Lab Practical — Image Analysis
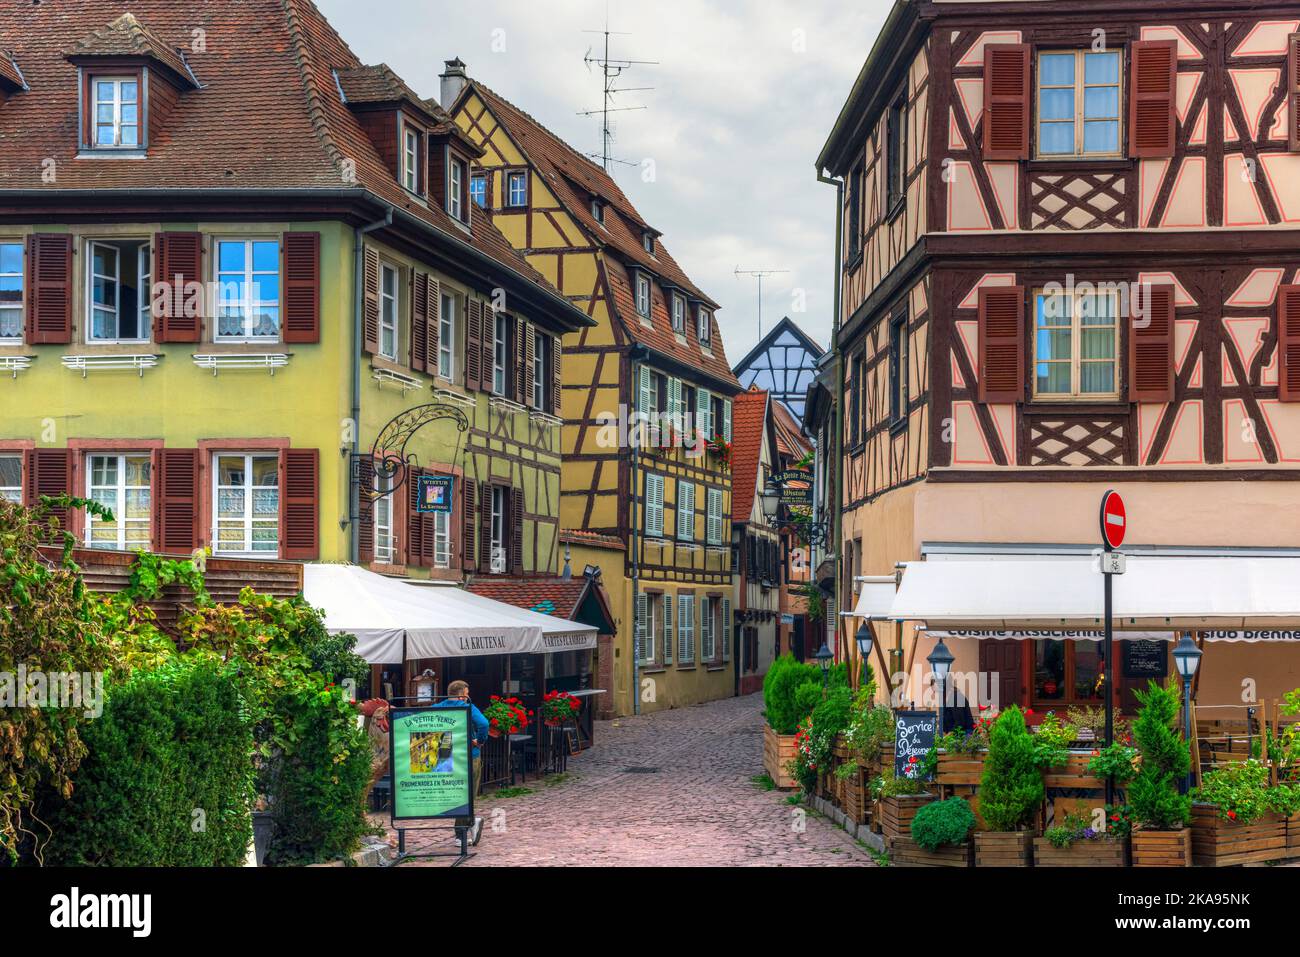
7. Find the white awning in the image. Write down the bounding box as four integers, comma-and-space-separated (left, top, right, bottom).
302, 564, 597, 663
846, 575, 898, 620
889, 555, 1300, 634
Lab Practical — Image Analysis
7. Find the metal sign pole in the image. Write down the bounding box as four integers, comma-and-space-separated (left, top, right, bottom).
1104, 563, 1114, 809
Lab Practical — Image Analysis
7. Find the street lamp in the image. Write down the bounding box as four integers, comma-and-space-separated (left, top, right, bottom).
1172, 634, 1203, 790
927, 638, 955, 735
814, 641, 833, 691
854, 622, 874, 660
759, 483, 781, 522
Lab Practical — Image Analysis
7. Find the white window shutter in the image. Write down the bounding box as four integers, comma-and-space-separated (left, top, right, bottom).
646, 474, 664, 536
706, 487, 722, 544
722, 597, 732, 661
668, 377, 681, 433
663, 593, 672, 665
635, 591, 648, 663
639, 366, 653, 418
677, 595, 690, 663
698, 387, 712, 437
723, 398, 732, 443
677, 480, 694, 540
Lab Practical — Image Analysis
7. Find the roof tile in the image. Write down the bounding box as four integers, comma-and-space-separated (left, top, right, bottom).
730, 386, 770, 522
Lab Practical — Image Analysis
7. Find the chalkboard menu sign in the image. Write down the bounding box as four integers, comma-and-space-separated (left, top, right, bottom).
893, 710, 937, 779
1123, 639, 1169, 679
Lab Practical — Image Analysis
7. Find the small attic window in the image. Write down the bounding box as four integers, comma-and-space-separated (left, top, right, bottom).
91, 76, 140, 148
591, 199, 605, 225
643, 232, 655, 255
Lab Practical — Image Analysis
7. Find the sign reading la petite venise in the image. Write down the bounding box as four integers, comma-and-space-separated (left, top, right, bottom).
390, 706, 473, 822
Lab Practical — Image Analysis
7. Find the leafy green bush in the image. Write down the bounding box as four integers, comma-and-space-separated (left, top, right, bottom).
1087, 742, 1139, 784
762, 654, 822, 734
810, 684, 853, 740
910, 797, 975, 851
1190, 759, 1293, 824
1128, 679, 1191, 830
979, 705, 1044, 832
43, 657, 254, 866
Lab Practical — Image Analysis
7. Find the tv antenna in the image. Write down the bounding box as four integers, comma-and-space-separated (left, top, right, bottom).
580, 13, 656, 171
735, 267, 789, 340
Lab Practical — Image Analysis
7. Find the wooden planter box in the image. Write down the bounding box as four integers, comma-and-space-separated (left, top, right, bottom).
1033, 836, 1128, 867
975, 830, 1033, 866
1042, 752, 1107, 791
1190, 805, 1286, 867
842, 769, 871, 825
1131, 827, 1191, 867
935, 750, 986, 787
888, 837, 972, 867
1286, 812, 1300, 860
879, 793, 935, 841
763, 724, 798, 790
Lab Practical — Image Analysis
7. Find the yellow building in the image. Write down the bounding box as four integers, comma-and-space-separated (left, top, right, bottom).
447, 63, 743, 714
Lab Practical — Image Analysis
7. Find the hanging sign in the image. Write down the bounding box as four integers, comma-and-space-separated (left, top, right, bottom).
389, 705, 474, 822
773, 468, 813, 508
416, 474, 455, 513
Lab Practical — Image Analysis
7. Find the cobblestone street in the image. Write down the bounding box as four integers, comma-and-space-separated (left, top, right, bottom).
389, 693, 877, 866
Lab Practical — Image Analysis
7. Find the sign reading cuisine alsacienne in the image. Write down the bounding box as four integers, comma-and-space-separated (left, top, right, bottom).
389, 705, 473, 822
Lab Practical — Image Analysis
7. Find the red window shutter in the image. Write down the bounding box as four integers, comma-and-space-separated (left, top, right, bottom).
356, 456, 375, 563
26, 234, 73, 345
25, 448, 72, 535
410, 273, 428, 373
552, 334, 563, 416
1129, 284, 1176, 402
1289, 35, 1300, 153
426, 276, 441, 373
509, 487, 524, 574
1277, 285, 1300, 402
362, 246, 381, 354
982, 44, 1031, 160
479, 483, 494, 571
282, 231, 320, 343
461, 478, 477, 571
279, 448, 319, 560
155, 232, 203, 343
152, 449, 199, 553
406, 467, 425, 566
977, 286, 1025, 402
1129, 41, 1177, 158
465, 299, 483, 390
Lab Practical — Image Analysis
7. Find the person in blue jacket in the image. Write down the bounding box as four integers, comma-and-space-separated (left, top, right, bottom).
435, 679, 490, 846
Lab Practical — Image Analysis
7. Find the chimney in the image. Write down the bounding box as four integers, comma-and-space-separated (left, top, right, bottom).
440, 58, 467, 110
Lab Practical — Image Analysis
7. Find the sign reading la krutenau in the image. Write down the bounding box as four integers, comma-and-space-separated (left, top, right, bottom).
416, 474, 455, 514
389, 705, 473, 822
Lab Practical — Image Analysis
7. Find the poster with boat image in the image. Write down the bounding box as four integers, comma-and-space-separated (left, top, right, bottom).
389, 705, 473, 821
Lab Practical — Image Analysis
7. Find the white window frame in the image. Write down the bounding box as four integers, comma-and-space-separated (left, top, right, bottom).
1032, 286, 1121, 400
374, 472, 395, 563
492, 312, 509, 397
643, 232, 655, 255
698, 306, 712, 344
379, 263, 399, 360
592, 199, 605, 224
0, 241, 24, 344
533, 332, 548, 410
671, 294, 685, 333
469, 172, 487, 208
448, 159, 465, 221
676, 480, 695, 541
636, 273, 651, 319
92, 76, 139, 149
507, 171, 528, 207
433, 510, 451, 568
87, 239, 151, 344
85, 453, 152, 551
490, 485, 506, 573
1035, 49, 1123, 160
0, 453, 20, 503
402, 126, 420, 193
212, 452, 279, 557
701, 597, 716, 661
644, 594, 658, 663
438, 291, 457, 380
215, 239, 281, 342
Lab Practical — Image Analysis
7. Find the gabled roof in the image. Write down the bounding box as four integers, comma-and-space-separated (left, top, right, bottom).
731, 386, 772, 523
463, 78, 739, 390
733, 316, 824, 375
733, 316, 825, 423
467, 573, 617, 635
64, 12, 198, 88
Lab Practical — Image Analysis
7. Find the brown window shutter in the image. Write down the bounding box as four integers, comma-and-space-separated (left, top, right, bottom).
406, 467, 425, 565
279, 448, 319, 560
356, 456, 375, 563
1277, 285, 1300, 401
510, 487, 524, 574
515, 317, 528, 404
479, 483, 494, 571
482, 306, 498, 394
982, 44, 1030, 160
1129, 284, 1176, 402
410, 272, 428, 373
152, 448, 199, 553
429, 143, 447, 209
464, 299, 483, 390
25, 448, 72, 535
155, 232, 203, 343
1289, 35, 1300, 152
523, 322, 537, 408
362, 246, 381, 354
282, 231, 320, 343
552, 334, 563, 416
977, 286, 1025, 402
461, 477, 477, 571
426, 276, 441, 372
26, 234, 73, 345
1129, 41, 1177, 158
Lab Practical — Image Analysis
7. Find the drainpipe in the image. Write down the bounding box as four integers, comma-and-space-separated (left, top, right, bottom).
817, 169, 844, 664
628, 343, 649, 715
350, 207, 394, 564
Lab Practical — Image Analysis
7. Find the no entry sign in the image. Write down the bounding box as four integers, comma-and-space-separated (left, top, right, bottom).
1100, 489, 1126, 551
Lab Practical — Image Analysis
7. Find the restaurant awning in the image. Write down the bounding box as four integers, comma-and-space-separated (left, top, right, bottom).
887, 554, 1300, 634
302, 564, 598, 664
848, 575, 899, 620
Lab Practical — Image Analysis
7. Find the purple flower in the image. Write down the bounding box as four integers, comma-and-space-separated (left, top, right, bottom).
1082, 828, 1097, 840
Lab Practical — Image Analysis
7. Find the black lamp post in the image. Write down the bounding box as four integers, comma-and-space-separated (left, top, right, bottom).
854, 622, 874, 660
927, 638, 955, 736
814, 641, 833, 692
1172, 634, 1203, 791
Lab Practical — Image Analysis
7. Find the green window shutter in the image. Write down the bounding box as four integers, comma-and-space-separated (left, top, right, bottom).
706, 487, 723, 544
645, 473, 664, 536
677, 480, 694, 540
697, 387, 712, 438
663, 593, 673, 665
723, 398, 732, 443
639, 365, 653, 417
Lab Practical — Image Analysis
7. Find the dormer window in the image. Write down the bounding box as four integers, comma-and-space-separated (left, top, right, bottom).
592, 200, 605, 225
402, 126, 420, 193
635, 273, 651, 319
697, 306, 712, 346
671, 293, 686, 334
643, 232, 655, 255
93, 77, 140, 148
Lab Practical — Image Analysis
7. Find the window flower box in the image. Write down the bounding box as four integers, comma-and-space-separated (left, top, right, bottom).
1190, 805, 1287, 867
763, 724, 798, 789
1131, 826, 1191, 867
1033, 835, 1128, 867
974, 830, 1033, 867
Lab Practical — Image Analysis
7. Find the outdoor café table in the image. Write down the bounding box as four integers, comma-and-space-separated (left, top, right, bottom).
508, 734, 531, 786
564, 689, 605, 749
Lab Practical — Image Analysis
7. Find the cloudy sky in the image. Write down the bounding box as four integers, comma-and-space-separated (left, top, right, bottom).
317, 0, 887, 363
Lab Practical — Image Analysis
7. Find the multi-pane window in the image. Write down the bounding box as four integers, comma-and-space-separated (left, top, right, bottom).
507, 171, 527, 207
469, 173, 487, 208
433, 510, 451, 568
1037, 50, 1122, 158
489, 485, 506, 573
697, 307, 712, 345
492, 313, 509, 396
214, 453, 279, 555
0, 242, 23, 342
592, 200, 605, 224
438, 291, 456, 379
886, 95, 906, 209
1033, 287, 1120, 398
701, 597, 716, 661
643, 594, 658, 663
86, 453, 151, 550
216, 240, 280, 340
1034, 639, 1105, 704
671, 294, 685, 334
890, 312, 909, 423
88, 240, 150, 342
93, 77, 139, 148
374, 473, 395, 564
0, 454, 19, 503
379, 264, 399, 359
533, 333, 549, 411
643, 232, 655, 255
448, 159, 465, 221
635, 274, 651, 319
402, 127, 420, 192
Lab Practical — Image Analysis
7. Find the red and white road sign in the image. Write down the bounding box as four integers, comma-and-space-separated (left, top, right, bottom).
1100, 490, 1126, 550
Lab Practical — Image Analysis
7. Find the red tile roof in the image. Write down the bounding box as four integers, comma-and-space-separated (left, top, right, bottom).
731, 386, 771, 523
0, 0, 570, 313
771, 396, 811, 459
467, 578, 591, 618
558, 529, 625, 551
0, 50, 26, 91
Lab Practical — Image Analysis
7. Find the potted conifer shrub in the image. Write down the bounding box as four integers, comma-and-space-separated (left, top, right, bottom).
1128, 679, 1193, 866
975, 705, 1042, 866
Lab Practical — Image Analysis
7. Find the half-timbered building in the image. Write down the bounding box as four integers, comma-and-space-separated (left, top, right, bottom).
448, 64, 742, 715
821, 0, 1300, 712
